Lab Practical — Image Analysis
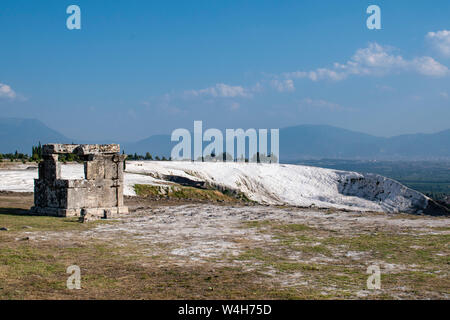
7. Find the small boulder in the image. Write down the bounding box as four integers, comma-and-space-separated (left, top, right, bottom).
79, 209, 99, 223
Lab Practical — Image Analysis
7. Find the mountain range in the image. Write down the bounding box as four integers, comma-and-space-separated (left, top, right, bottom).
1, 117, 449, 161
0, 118, 69, 155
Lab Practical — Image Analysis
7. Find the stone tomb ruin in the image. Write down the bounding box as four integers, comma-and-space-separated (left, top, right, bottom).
31, 144, 128, 221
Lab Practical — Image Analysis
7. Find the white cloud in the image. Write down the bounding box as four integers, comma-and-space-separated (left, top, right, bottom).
185, 83, 252, 98
440, 92, 448, 99
165, 39, 449, 104
270, 79, 295, 92
427, 30, 450, 57
283, 43, 448, 81
0, 83, 17, 99
251, 82, 264, 93
411, 56, 449, 76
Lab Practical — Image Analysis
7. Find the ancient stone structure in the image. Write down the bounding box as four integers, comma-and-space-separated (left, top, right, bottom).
31, 144, 128, 220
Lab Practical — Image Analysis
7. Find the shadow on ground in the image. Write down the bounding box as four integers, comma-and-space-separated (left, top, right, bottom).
0, 207, 32, 216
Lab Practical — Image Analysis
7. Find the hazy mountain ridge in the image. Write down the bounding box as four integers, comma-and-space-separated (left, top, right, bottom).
280, 125, 450, 160
0, 118, 70, 154
0, 118, 449, 160
122, 134, 173, 157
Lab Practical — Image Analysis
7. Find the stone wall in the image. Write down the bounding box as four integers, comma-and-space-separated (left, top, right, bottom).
31, 144, 128, 220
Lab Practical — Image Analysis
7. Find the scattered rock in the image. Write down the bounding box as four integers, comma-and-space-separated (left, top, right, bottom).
79, 209, 96, 223
79, 208, 105, 222
22, 226, 32, 229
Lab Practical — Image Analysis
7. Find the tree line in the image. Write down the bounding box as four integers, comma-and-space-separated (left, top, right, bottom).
0, 142, 45, 162
125, 152, 170, 161
1, 144, 276, 164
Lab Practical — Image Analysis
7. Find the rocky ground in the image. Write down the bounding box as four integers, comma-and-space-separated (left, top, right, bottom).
0, 192, 448, 299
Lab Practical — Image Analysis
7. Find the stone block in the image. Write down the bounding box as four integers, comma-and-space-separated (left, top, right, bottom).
43, 144, 120, 156
32, 143, 128, 220
85, 160, 105, 180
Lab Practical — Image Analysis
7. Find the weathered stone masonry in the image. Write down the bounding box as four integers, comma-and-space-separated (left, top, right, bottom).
31, 144, 128, 219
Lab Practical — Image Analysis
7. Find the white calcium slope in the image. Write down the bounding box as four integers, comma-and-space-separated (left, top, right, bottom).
0, 165, 161, 197
0, 161, 431, 213
125, 161, 431, 213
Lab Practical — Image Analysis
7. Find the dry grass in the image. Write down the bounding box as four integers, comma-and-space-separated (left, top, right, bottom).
235, 219, 449, 299
134, 184, 253, 203
0, 193, 296, 299
0, 192, 448, 299
0, 237, 306, 299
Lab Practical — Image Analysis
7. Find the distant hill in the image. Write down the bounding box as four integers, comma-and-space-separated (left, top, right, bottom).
124, 125, 450, 161
1, 118, 449, 160
382, 129, 450, 159
0, 118, 70, 154
280, 125, 383, 160
122, 135, 173, 157
280, 125, 450, 161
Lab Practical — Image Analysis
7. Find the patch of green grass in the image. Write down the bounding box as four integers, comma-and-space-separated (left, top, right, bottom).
322, 233, 450, 266
242, 220, 312, 233
133, 184, 160, 196
242, 220, 449, 269
0, 246, 63, 278
134, 184, 242, 202
278, 224, 311, 232
237, 248, 272, 262
0, 234, 325, 299
275, 262, 322, 272
238, 218, 449, 298
300, 245, 331, 255
236, 248, 322, 273
242, 220, 322, 253
0, 214, 116, 233
432, 226, 450, 231
242, 220, 275, 229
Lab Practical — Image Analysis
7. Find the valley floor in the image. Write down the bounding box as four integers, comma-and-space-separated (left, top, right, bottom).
0, 192, 448, 299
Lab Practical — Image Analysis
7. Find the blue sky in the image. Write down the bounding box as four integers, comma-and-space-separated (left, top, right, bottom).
0, 0, 449, 141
